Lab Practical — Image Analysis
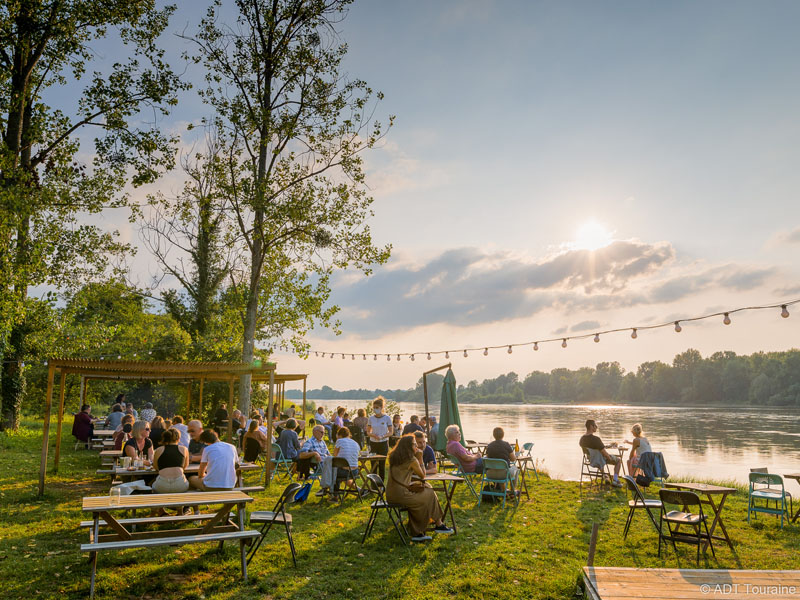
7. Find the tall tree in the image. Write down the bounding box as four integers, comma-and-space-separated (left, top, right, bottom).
188, 0, 392, 415
0, 1, 185, 429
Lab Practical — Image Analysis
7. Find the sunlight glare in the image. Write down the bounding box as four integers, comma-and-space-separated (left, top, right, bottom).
574, 221, 613, 251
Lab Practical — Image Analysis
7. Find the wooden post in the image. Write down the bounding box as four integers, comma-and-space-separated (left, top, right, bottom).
186, 381, 192, 417
79, 375, 86, 405
53, 370, 67, 472
198, 377, 205, 417
587, 522, 599, 567
302, 377, 307, 428
265, 369, 275, 488
423, 374, 429, 437
38, 365, 56, 496
227, 378, 234, 443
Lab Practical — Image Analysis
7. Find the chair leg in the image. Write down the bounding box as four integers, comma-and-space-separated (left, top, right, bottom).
361, 508, 378, 544
284, 519, 297, 567
89, 551, 98, 599
623, 507, 634, 539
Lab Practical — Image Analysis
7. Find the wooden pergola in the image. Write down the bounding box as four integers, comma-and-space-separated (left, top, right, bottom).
37, 358, 307, 495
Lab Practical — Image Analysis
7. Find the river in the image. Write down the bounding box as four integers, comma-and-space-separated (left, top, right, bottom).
295, 399, 800, 485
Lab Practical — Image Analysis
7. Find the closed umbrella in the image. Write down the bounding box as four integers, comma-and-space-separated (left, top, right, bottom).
435, 369, 463, 452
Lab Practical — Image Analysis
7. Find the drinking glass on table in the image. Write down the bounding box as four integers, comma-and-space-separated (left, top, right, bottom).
109, 486, 121, 505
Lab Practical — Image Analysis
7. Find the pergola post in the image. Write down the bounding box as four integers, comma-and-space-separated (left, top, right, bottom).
302, 377, 307, 428
38, 365, 56, 496
186, 381, 192, 416
198, 377, 205, 416
53, 370, 67, 472
265, 369, 275, 487
227, 378, 234, 443
79, 375, 86, 405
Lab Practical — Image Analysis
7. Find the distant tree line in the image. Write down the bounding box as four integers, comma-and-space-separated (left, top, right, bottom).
287, 348, 800, 407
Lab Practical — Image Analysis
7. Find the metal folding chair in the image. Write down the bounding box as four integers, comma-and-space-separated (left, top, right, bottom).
622, 475, 662, 539
360, 473, 409, 546
658, 488, 715, 564
247, 482, 301, 566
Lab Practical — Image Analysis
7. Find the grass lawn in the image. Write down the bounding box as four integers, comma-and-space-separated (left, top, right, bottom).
1, 420, 799, 600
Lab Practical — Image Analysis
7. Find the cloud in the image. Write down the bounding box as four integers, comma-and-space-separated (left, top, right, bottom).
571, 320, 601, 332
767, 227, 800, 247
331, 240, 676, 335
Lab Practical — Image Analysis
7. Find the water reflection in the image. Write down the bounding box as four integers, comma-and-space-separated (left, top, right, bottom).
313, 399, 800, 484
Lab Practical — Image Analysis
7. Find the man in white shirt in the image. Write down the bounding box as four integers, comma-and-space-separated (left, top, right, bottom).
189, 430, 239, 491
172, 415, 190, 448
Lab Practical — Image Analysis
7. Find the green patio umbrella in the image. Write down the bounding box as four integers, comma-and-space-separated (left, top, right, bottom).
435, 368, 463, 452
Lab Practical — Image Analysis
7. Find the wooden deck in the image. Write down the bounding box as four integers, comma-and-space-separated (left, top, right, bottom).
583, 567, 800, 600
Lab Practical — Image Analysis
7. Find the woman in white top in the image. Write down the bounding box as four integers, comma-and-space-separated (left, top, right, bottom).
366, 396, 392, 481
625, 423, 652, 476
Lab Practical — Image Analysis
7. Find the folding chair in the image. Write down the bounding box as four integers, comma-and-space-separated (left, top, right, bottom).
247, 482, 301, 566
748, 472, 791, 528
658, 488, 715, 564
479, 458, 519, 508
521, 442, 539, 481
270, 443, 294, 482
360, 473, 409, 546
622, 475, 662, 539
331, 457, 363, 503
447, 453, 482, 500
580, 447, 611, 494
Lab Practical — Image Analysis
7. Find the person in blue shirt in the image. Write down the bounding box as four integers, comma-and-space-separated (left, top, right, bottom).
413, 430, 437, 474
402, 414, 424, 436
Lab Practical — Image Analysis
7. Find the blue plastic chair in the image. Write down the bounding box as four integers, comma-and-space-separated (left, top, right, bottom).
479, 458, 519, 508
447, 453, 482, 500
748, 472, 791, 528
521, 442, 539, 481
271, 443, 294, 482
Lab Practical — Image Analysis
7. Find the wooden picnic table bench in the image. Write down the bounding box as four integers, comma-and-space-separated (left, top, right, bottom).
81, 491, 259, 598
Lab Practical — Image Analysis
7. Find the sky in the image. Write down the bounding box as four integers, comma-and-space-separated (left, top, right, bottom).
77, 1, 800, 390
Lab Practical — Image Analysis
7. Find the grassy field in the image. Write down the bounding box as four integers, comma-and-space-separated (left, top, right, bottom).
1, 420, 799, 600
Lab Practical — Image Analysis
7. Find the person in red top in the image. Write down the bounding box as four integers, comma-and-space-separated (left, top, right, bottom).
71, 404, 94, 446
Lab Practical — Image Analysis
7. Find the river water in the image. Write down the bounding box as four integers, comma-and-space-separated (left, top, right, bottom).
302, 399, 800, 485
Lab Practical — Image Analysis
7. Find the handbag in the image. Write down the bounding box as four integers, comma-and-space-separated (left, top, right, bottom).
635, 473, 652, 487
292, 482, 312, 503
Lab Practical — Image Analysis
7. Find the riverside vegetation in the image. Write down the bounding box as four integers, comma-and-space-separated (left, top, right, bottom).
2, 420, 799, 599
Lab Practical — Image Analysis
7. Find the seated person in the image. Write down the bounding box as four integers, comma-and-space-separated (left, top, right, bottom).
151, 427, 189, 493
298, 425, 331, 484
428, 416, 439, 447
242, 420, 270, 462
149, 415, 166, 449
624, 422, 652, 475
139, 402, 157, 424
579, 419, 622, 487
391, 414, 403, 437
333, 407, 345, 428
113, 415, 134, 450
187, 420, 206, 463
172, 415, 190, 447
402, 414, 424, 435
386, 435, 453, 542
314, 406, 333, 437
213, 403, 229, 433
189, 430, 239, 491
277, 418, 301, 463
332, 426, 361, 497
104, 403, 125, 430
71, 404, 94, 445
413, 430, 437, 474
123, 421, 154, 465
485, 426, 519, 482
445, 424, 483, 473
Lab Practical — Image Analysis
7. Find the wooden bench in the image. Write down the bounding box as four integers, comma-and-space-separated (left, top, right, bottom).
81, 529, 260, 553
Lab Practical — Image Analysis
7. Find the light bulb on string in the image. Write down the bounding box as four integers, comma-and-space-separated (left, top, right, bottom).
396, 354, 400, 361
351, 354, 355, 360
507, 345, 513, 354
373, 354, 377, 361
594, 334, 600, 343
411, 354, 415, 361
445, 351, 449, 359
561, 339, 567, 348
533, 342, 538, 351
386, 355, 390, 362
781, 305, 790, 318
427, 353, 431, 360
315, 352, 319, 357
148, 351, 152, 355
483, 348, 489, 356
341, 353, 345, 360
631, 329, 637, 339
363, 354, 366, 360
117, 355, 121, 359
723, 313, 731, 325
463, 350, 468, 358
330, 353, 334, 359
674, 321, 682, 333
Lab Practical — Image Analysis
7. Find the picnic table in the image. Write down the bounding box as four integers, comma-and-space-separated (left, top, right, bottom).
783, 473, 800, 522
515, 455, 535, 499
664, 482, 737, 551
81, 491, 260, 598
425, 472, 465, 533
92, 429, 115, 438
98, 449, 123, 466
98, 462, 261, 485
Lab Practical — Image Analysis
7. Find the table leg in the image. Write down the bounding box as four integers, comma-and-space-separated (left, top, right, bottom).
238, 501, 248, 581
517, 461, 530, 500
442, 481, 458, 534
704, 493, 734, 551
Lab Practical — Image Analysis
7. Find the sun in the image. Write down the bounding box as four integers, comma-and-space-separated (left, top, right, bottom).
574, 221, 613, 251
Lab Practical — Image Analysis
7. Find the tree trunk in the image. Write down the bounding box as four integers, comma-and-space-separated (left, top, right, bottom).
0, 322, 26, 431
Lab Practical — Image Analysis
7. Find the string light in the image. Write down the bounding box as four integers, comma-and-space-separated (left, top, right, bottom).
631, 328, 637, 339
427, 353, 431, 360
411, 354, 415, 361
374, 354, 377, 360
363, 354, 366, 360
723, 313, 731, 325
782, 305, 790, 318
483, 348, 488, 356
674, 321, 682, 333
593, 334, 600, 343
351, 354, 355, 360
507, 345, 513, 354
463, 350, 468, 358
386, 354, 390, 361
561, 339, 567, 348
533, 342, 539, 351
396, 354, 400, 361
445, 351, 449, 359
341, 353, 345, 359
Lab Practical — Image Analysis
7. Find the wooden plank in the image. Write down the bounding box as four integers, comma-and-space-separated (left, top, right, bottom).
53, 370, 67, 471
97, 524, 238, 543
201, 503, 235, 534
79, 513, 220, 527
83, 491, 252, 511
80, 529, 260, 552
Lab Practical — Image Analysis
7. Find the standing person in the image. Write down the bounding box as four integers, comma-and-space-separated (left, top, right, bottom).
139, 402, 156, 424
285, 404, 296, 418
172, 415, 190, 448
105, 403, 125, 430
428, 416, 439, 447
189, 430, 239, 491
149, 415, 166, 449
71, 404, 94, 446
151, 428, 190, 493
625, 423, 653, 476
385, 435, 453, 542
402, 415, 424, 435
123, 421, 154, 465
366, 397, 392, 481
579, 419, 622, 487
413, 430, 437, 474
187, 420, 206, 463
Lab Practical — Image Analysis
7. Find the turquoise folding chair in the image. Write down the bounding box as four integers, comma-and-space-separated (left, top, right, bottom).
479, 458, 519, 508
271, 443, 295, 482
748, 472, 791, 528
447, 453, 481, 500
521, 442, 539, 481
